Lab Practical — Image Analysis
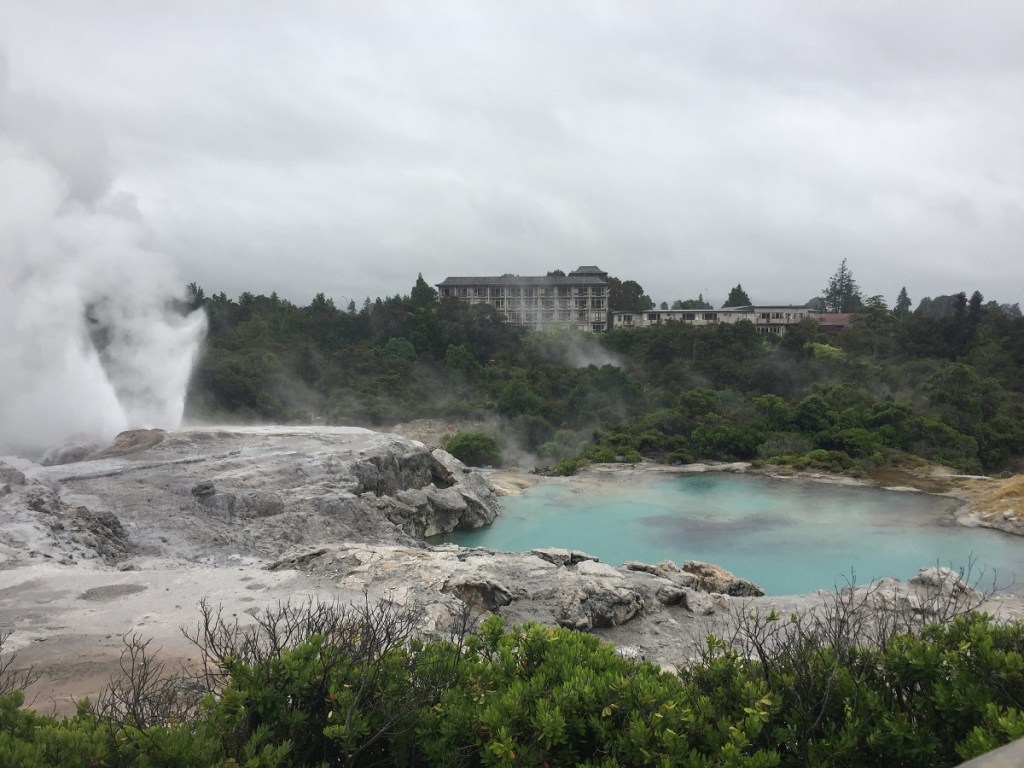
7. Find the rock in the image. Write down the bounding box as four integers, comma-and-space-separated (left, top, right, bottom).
191, 481, 216, 498
574, 560, 623, 579
681, 589, 732, 616
683, 560, 764, 597
555, 580, 644, 630
89, 429, 166, 459
531, 548, 599, 567
2, 427, 501, 565
40, 444, 99, 466
441, 575, 513, 611
655, 585, 688, 606
0, 462, 26, 486
239, 492, 286, 518
910, 566, 974, 596
625, 560, 700, 589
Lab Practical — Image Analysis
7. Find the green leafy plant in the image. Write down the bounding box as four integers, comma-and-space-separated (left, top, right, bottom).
443, 431, 503, 467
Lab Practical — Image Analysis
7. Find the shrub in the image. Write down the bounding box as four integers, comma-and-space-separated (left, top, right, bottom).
443, 431, 502, 467
2, 591, 1024, 766
550, 457, 586, 476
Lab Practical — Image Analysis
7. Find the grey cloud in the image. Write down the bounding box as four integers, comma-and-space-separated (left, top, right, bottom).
0, 2, 1021, 308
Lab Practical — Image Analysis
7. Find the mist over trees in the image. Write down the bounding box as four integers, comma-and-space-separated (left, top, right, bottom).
183, 271, 1024, 477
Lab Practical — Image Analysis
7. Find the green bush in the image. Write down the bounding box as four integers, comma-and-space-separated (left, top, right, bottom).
2, 603, 1024, 767
550, 456, 586, 476
443, 431, 502, 467
792, 448, 858, 473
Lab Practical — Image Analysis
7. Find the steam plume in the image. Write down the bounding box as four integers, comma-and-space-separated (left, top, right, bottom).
0, 57, 206, 455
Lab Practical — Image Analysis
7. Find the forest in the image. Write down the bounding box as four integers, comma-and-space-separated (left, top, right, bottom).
183, 270, 1024, 477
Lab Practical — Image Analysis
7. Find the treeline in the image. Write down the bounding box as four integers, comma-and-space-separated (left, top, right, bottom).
183, 276, 1024, 475
3, 595, 1024, 766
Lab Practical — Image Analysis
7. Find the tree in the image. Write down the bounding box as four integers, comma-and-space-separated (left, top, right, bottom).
722, 284, 752, 308
672, 294, 713, 310
822, 259, 862, 313
410, 273, 438, 308
383, 337, 417, 362
309, 292, 335, 313
894, 287, 911, 321
546, 269, 566, 277
606, 277, 654, 313
659, 301, 668, 310
851, 296, 898, 358
185, 282, 206, 310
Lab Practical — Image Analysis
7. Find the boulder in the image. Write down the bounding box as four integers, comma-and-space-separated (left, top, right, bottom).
910, 566, 975, 597
683, 560, 764, 597
442, 575, 513, 611
555, 580, 644, 630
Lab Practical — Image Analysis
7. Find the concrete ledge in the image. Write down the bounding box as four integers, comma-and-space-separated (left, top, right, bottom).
958, 738, 1024, 767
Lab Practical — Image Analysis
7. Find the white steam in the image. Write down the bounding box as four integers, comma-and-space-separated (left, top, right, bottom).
0, 59, 206, 454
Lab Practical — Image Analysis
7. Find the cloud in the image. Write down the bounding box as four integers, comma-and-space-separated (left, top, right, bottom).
0, 59, 205, 454
0, 2, 1020, 308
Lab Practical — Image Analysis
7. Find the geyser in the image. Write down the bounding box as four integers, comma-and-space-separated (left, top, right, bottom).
0, 56, 206, 455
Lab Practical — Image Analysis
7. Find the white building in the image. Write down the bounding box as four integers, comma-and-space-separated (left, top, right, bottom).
611, 305, 819, 335
437, 266, 609, 332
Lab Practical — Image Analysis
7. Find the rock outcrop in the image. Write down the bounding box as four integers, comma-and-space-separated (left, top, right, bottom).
268, 542, 765, 637
0, 427, 500, 566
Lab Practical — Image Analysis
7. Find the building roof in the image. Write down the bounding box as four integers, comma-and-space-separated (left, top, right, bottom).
569, 266, 608, 277
437, 272, 607, 287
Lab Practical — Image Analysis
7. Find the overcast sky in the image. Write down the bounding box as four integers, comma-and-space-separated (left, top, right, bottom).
1, 1, 1021, 309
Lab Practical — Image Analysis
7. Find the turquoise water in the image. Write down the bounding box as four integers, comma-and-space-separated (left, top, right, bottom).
436, 473, 1024, 595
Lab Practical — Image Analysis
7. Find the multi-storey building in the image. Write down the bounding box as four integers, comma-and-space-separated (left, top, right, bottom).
612, 305, 819, 335
437, 266, 609, 332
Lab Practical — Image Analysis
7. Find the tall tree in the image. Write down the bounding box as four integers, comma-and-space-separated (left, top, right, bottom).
722, 284, 752, 308
894, 287, 912, 321
410, 273, 438, 308
822, 259, 863, 313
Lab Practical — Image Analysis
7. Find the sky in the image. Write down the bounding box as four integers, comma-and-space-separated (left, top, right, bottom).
1, 1, 1022, 310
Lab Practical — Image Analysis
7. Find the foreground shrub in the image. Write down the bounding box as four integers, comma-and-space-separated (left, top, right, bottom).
1, 591, 1023, 766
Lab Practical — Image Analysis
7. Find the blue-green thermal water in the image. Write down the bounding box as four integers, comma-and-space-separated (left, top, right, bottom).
435, 473, 1024, 595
